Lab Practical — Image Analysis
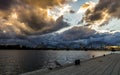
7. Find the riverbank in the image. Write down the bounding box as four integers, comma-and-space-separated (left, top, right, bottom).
0, 44, 117, 51
20, 53, 120, 75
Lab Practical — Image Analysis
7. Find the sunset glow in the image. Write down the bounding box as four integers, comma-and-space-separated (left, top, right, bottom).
0, 0, 119, 48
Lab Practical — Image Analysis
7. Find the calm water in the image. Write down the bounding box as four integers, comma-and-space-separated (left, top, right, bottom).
0, 50, 113, 75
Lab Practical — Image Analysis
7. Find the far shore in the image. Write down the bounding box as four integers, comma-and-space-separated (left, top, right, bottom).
0, 44, 119, 51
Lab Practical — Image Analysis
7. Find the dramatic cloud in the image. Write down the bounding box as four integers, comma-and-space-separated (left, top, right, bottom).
77, 1, 96, 14
0, 0, 76, 35
82, 0, 120, 27
0, 0, 120, 48
23, 0, 75, 8
0, 0, 15, 10
0, 25, 120, 48
60, 26, 96, 41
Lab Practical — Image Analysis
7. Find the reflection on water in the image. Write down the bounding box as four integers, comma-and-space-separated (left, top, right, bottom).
0, 50, 112, 75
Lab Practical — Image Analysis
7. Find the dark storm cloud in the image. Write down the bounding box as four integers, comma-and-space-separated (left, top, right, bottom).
83, 0, 120, 26
0, 25, 120, 48
60, 26, 96, 41
17, 7, 69, 35
0, 0, 71, 35
0, 0, 15, 10
25, 26, 120, 48
94, 0, 119, 13
22, 0, 67, 8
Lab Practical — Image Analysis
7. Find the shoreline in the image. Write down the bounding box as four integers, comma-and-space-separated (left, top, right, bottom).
20, 53, 111, 75
0, 45, 118, 51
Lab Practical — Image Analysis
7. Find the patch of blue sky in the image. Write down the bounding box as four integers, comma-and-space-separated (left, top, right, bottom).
99, 18, 120, 31
63, 0, 99, 25
64, 0, 120, 31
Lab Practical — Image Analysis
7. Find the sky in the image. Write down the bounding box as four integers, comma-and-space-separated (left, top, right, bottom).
0, 0, 120, 48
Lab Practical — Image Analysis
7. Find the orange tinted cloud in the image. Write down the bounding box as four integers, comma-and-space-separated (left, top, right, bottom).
0, 0, 75, 35
82, 0, 120, 27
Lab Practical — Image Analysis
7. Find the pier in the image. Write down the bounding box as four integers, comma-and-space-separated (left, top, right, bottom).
21, 54, 120, 75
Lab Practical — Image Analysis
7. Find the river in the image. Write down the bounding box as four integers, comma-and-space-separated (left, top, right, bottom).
0, 50, 114, 75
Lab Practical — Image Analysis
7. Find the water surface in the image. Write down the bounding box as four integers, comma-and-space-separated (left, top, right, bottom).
0, 50, 112, 75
